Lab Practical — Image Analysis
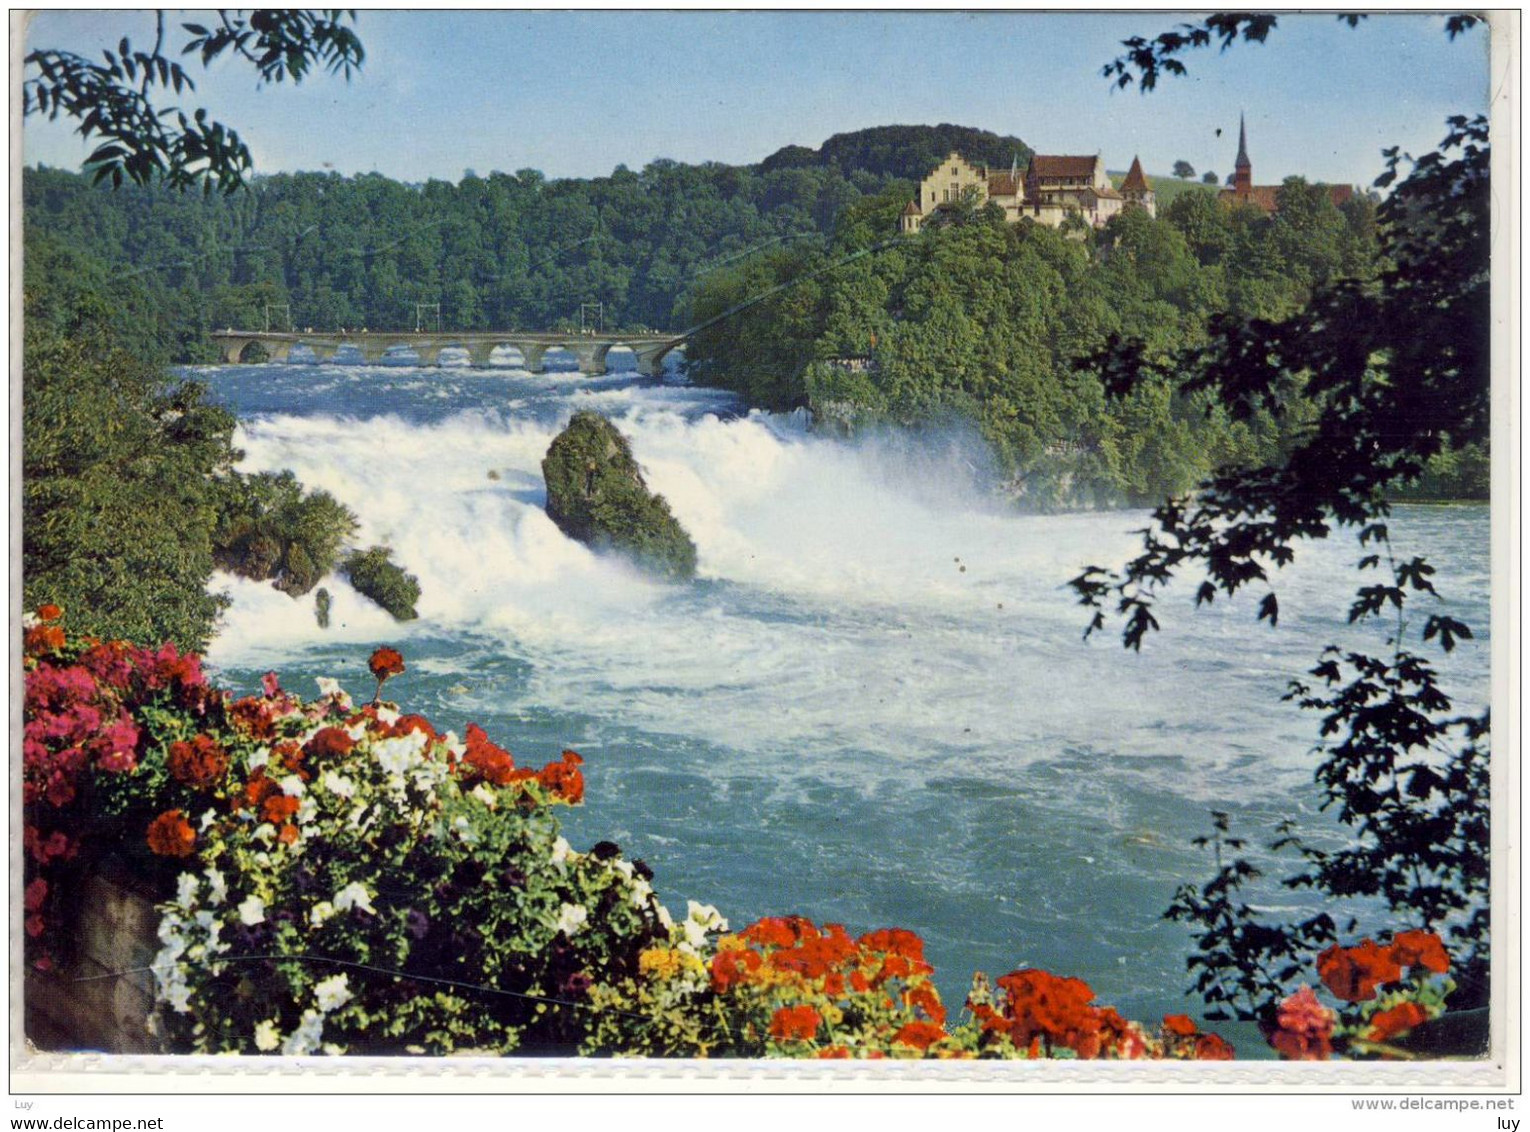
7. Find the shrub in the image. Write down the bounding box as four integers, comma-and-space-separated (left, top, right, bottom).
212, 471, 358, 597
341, 546, 421, 621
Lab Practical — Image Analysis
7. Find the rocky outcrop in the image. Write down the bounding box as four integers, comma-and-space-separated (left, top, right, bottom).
542, 411, 697, 581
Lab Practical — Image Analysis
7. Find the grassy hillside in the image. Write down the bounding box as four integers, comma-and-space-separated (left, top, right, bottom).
1108, 170, 1221, 208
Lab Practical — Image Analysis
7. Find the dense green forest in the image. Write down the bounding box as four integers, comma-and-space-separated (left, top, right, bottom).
685, 177, 1411, 507
24, 121, 1485, 508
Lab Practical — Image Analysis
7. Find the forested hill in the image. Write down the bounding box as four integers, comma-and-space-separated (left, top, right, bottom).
760, 124, 1032, 179
22, 123, 1033, 360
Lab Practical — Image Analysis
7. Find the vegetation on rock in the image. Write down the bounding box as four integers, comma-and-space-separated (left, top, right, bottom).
542, 411, 698, 581
341, 545, 421, 621
212, 470, 357, 597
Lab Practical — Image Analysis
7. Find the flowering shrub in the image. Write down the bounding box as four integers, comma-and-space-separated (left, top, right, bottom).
1265, 931, 1455, 1060
24, 610, 1460, 1061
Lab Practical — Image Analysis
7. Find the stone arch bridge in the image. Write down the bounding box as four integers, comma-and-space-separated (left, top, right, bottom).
210, 330, 686, 376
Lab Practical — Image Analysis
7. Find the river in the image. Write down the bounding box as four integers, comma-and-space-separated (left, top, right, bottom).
189, 356, 1492, 1049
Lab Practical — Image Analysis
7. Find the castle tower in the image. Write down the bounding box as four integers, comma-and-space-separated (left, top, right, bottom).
1120, 155, 1156, 218
1233, 112, 1252, 195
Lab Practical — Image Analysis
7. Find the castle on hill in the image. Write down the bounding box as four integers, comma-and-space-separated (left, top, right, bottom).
899, 151, 1156, 234
1219, 113, 1355, 214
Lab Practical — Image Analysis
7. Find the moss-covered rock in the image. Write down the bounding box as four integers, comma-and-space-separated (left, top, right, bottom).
542, 411, 697, 582
342, 545, 421, 621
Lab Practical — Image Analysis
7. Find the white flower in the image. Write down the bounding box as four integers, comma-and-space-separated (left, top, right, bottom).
163, 981, 192, 1013
555, 903, 588, 937
550, 837, 573, 866
315, 677, 350, 708
237, 895, 266, 926
204, 867, 227, 906
278, 774, 305, 797
297, 797, 319, 824
193, 911, 225, 954
469, 783, 498, 808
451, 815, 480, 846
321, 771, 356, 799
280, 1009, 325, 1056
309, 901, 335, 927
176, 873, 200, 909
374, 732, 427, 776
629, 877, 654, 910
313, 973, 352, 1013
199, 808, 219, 831
682, 901, 727, 950
656, 904, 675, 931
374, 704, 400, 726
333, 881, 375, 915
247, 747, 270, 771
254, 1019, 281, 1052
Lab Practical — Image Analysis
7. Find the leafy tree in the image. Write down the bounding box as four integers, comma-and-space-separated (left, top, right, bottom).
1173, 159, 1196, 179
1201, 171, 1218, 185
24, 10, 363, 192
1085, 14, 1492, 1033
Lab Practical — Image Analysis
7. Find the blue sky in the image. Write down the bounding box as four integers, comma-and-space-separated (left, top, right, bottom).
23, 10, 1492, 188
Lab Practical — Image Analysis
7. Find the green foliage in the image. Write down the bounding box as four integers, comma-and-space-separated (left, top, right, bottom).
212, 470, 358, 596
1173, 160, 1196, 179
342, 546, 422, 621
763, 123, 1032, 181
541, 412, 698, 581
23, 302, 236, 652
24, 10, 363, 193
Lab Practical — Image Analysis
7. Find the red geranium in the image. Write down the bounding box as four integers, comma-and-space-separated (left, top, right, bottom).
1389, 930, 1450, 976
1269, 985, 1335, 1061
303, 726, 355, 765
537, 749, 585, 804
1317, 938, 1404, 1002
146, 810, 196, 858
1368, 1001, 1430, 1043
709, 946, 763, 993
368, 647, 406, 680
166, 734, 229, 790
768, 1004, 821, 1042
1163, 1014, 1198, 1037
893, 1021, 947, 1051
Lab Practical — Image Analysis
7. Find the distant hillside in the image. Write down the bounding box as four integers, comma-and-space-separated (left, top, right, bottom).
1109, 170, 1221, 208
760, 124, 1032, 181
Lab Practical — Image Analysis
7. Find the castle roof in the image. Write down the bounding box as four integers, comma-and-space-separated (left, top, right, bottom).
986, 171, 1021, 197
1090, 185, 1125, 201
1028, 155, 1100, 179
1121, 156, 1152, 192
902, 199, 921, 215
1221, 182, 1356, 215
1235, 112, 1251, 170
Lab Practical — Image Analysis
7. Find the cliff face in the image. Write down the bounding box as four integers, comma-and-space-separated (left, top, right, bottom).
542, 411, 698, 582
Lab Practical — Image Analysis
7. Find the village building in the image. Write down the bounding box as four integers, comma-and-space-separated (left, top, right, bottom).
900, 150, 1153, 234
1220, 113, 1354, 214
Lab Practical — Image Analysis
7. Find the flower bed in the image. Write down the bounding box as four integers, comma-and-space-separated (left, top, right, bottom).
22, 607, 1462, 1059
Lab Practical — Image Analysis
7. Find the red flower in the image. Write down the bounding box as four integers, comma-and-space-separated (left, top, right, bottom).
743, 915, 813, 950
709, 946, 763, 993
1163, 1014, 1198, 1037
146, 810, 196, 858
1193, 1032, 1235, 1060
994, 969, 1102, 1055
389, 714, 439, 742
858, 927, 926, 964
36, 604, 62, 622
303, 726, 356, 765
228, 696, 278, 740
1269, 985, 1335, 1061
892, 1021, 946, 1051
816, 1046, 852, 1059
1368, 1001, 1430, 1043
25, 624, 67, 656
460, 723, 518, 787
24, 878, 48, 912
768, 1004, 821, 1042
1318, 939, 1404, 1002
369, 647, 406, 681
1389, 930, 1450, 976
261, 794, 300, 825
276, 823, 300, 847
905, 981, 947, 1026
166, 734, 229, 790
537, 750, 585, 804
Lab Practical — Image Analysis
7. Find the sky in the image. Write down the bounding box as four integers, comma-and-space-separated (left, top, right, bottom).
22, 10, 1495, 189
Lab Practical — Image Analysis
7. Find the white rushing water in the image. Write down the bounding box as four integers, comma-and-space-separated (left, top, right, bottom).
196, 361, 1493, 1034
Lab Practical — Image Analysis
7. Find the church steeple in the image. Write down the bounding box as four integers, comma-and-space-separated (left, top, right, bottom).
1233, 112, 1252, 194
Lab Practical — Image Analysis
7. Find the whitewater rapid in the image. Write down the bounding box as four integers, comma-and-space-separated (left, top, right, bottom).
195, 361, 1492, 1029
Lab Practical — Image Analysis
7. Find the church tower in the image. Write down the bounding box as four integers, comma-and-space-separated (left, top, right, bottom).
1233, 112, 1252, 195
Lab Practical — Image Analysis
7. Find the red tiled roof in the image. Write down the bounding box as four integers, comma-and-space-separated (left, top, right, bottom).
986, 172, 1021, 196
1221, 183, 1357, 214
1028, 155, 1099, 179
1220, 185, 1281, 214
1121, 156, 1152, 193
